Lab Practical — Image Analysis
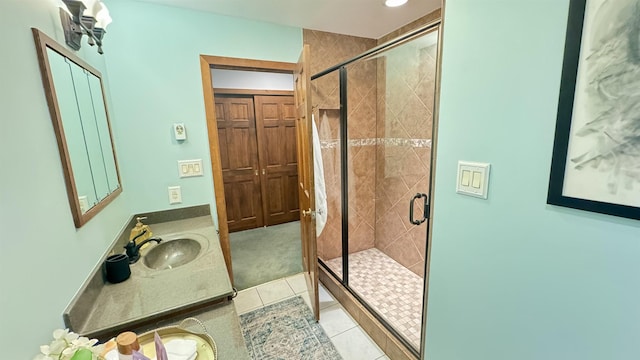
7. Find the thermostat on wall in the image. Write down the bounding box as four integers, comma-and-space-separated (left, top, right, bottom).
456, 161, 490, 199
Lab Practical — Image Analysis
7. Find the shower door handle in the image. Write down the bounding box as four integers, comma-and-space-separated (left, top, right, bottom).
409, 193, 429, 225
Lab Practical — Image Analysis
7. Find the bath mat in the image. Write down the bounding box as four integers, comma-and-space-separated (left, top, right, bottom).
239, 296, 343, 360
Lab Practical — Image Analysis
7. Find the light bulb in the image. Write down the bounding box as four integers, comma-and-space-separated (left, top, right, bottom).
385, 0, 408, 7
95, 2, 112, 29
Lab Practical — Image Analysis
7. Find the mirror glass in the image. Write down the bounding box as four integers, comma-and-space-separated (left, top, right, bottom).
33, 28, 121, 227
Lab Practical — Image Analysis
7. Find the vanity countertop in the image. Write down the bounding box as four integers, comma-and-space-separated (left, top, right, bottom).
64, 213, 239, 349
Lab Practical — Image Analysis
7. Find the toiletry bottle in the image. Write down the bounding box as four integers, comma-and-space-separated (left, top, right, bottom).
129, 217, 152, 244
116, 331, 143, 360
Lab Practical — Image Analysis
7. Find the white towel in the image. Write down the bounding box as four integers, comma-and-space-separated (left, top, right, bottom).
104, 339, 197, 360
156, 339, 197, 360
312, 114, 328, 236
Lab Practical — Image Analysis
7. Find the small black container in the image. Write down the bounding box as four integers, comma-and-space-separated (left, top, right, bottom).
105, 254, 131, 283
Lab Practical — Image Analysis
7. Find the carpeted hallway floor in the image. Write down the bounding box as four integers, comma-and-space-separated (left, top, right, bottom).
230, 221, 303, 290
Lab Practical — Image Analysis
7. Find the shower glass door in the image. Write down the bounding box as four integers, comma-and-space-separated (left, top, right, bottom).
313, 26, 440, 355
312, 69, 344, 283
345, 28, 438, 351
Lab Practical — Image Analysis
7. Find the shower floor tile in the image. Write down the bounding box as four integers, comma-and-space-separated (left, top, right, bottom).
323, 248, 423, 348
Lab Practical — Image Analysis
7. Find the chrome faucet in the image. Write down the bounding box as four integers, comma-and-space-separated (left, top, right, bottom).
124, 230, 162, 264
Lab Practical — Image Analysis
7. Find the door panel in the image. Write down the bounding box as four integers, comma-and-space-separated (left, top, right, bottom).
217, 130, 230, 170
215, 96, 264, 232
255, 95, 300, 225
285, 125, 298, 165
266, 176, 285, 212
294, 44, 319, 320
230, 128, 254, 169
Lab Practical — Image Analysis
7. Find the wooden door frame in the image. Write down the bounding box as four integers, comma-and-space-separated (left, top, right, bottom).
199, 55, 296, 285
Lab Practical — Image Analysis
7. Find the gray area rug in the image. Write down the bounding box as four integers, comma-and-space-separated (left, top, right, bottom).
231, 221, 303, 290
240, 296, 343, 360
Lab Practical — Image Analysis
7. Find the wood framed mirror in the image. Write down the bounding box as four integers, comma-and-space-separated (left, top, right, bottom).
32, 28, 122, 228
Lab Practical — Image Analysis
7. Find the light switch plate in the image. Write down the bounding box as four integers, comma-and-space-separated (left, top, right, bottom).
178, 159, 203, 178
456, 161, 490, 199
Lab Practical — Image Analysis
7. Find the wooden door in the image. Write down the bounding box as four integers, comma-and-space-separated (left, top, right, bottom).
255, 95, 300, 226
215, 96, 264, 232
294, 45, 319, 320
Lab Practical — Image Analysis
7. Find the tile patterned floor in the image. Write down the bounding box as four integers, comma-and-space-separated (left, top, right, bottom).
234, 273, 389, 360
324, 248, 424, 348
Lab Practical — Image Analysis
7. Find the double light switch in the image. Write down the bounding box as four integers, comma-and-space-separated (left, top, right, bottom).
456, 161, 490, 199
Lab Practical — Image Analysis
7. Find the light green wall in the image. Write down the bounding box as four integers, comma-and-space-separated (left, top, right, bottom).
104, 0, 303, 225
0, 0, 302, 358
425, 1, 640, 359
0, 0, 131, 357
6, 0, 635, 358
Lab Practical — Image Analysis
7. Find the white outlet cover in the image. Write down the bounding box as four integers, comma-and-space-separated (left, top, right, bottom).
168, 186, 182, 204
456, 161, 490, 199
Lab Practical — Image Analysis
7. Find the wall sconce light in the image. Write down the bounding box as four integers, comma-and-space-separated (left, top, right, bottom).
59, 0, 112, 54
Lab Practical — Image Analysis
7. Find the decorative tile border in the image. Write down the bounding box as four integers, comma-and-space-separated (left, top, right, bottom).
320, 138, 432, 149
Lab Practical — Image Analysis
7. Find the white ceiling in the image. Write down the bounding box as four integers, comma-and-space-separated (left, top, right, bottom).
132, 0, 441, 39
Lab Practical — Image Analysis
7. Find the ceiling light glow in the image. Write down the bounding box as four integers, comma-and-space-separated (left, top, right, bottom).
385, 0, 408, 7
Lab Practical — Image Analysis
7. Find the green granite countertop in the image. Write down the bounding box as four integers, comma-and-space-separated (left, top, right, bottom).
63, 210, 244, 359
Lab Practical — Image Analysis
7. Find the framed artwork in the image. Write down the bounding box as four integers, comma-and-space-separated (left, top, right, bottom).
548, 0, 640, 220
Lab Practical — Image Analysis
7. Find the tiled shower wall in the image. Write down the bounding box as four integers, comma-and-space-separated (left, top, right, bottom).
344, 53, 379, 257
374, 39, 438, 277
304, 29, 377, 262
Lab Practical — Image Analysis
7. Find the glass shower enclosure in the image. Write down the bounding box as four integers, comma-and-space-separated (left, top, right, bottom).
312, 24, 439, 354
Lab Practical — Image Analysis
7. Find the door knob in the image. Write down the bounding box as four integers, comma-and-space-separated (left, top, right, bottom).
254, 170, 259, 176
303, 209, 315, 219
